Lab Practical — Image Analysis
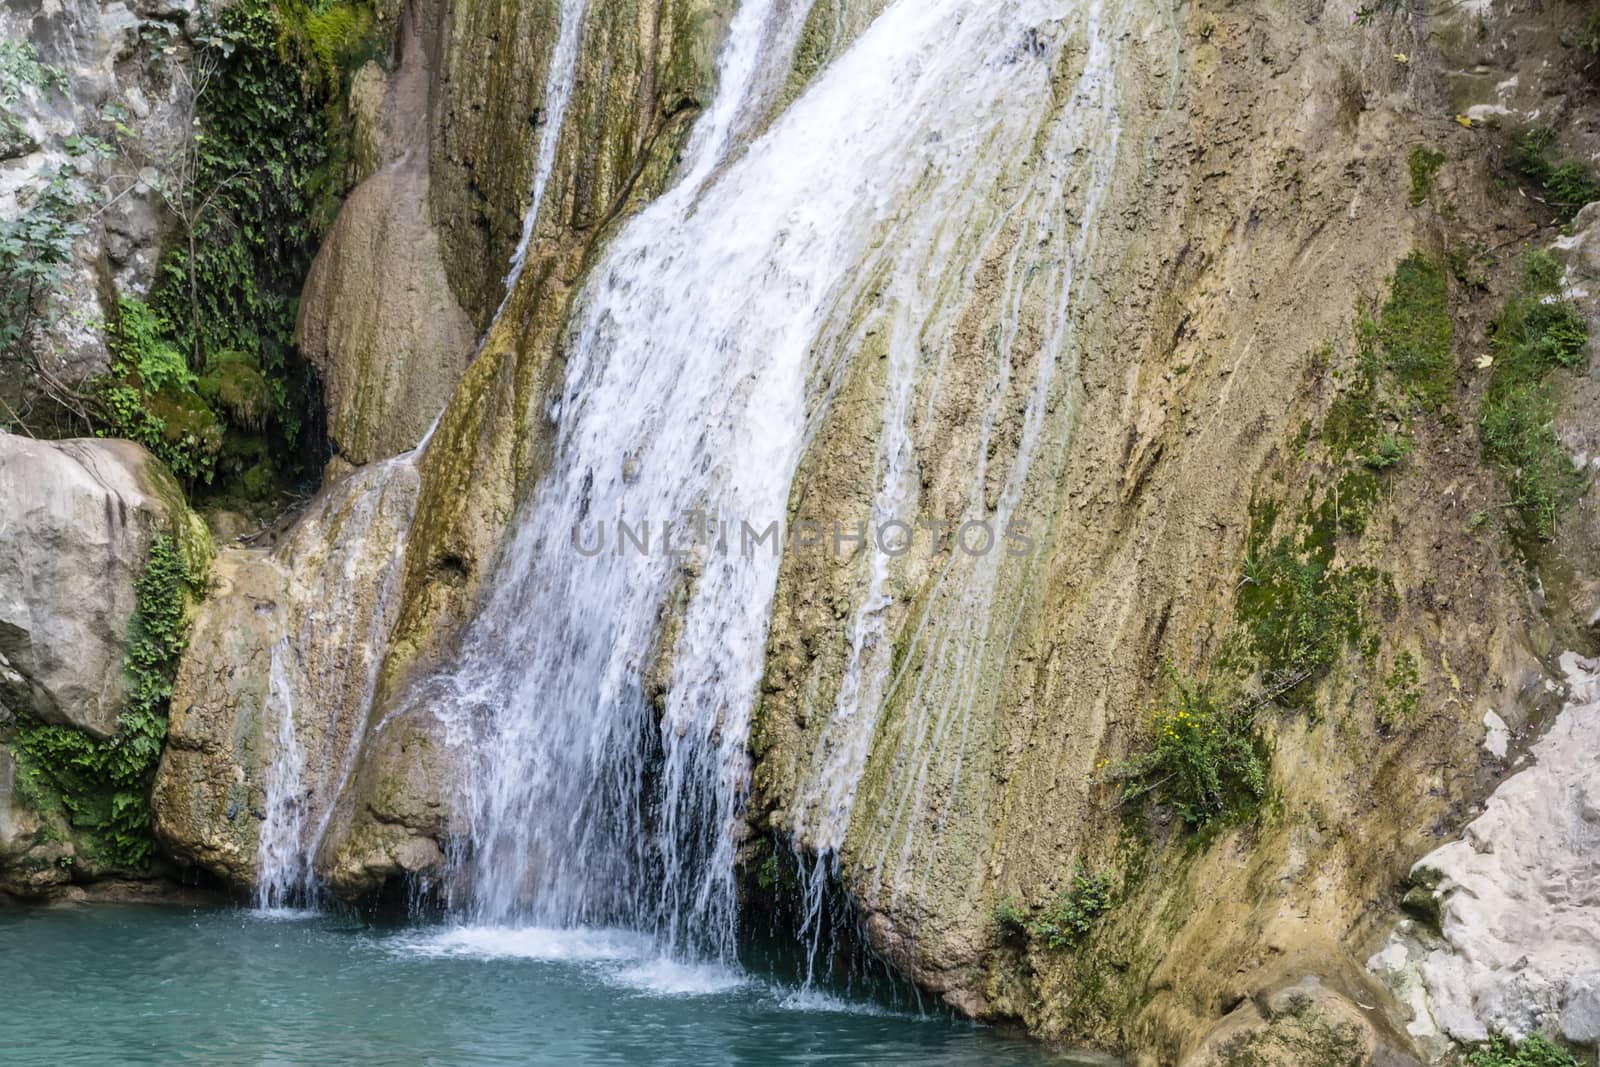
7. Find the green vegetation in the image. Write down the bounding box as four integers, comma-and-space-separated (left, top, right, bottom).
993, 867, 1115, 949
1360, 432, 1411, 471
1399, 865, 1443, 934
1376, 253, 1454, 409
1465, 1034, 1579, 1067
1375, 650, 1421, 730
1480, 252, 1590, 541
0, 44, 97, 391
0, 163, 90, 363
1514, 128, 1600, 219
1236, 494, 1383, 703
82, 0, 387, 499
1112, 670, 1269, 828
10, 537, 204, 868
1407, 147, 1445, 207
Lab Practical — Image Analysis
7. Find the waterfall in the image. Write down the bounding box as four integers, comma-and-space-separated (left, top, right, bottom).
785, 0, 1129, 944
495, 0, 589, 318
252, 458, 417, 908
431, 0, 1128, 970
255, 641, 311, 909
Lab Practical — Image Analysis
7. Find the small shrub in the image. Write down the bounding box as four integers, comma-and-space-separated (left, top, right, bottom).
994, 870, 1115, 950
1521, 249, 1563, 297
1407, 147, 1446, 206
1360, 433, 1411, 471
1375, 651, 1421, 729
992, 897, 1030, 940
0, 39, 67, 155
1113, 671, 1269, 828
1466, 1034, 1579, 1067
1480, 266, 1591, 541
1030, 868, 1114, 949
0, 164, 90, 354
1515, 128, 1600, 219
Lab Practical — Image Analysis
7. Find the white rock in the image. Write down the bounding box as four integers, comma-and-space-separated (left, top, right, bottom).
1482, 709, 1510, 759
0, 433, 195, 737
1373, 654, 1600, 1050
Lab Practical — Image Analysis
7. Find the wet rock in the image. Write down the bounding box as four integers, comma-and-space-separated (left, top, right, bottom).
153, 459, 422, 889
295, 0, 474, 466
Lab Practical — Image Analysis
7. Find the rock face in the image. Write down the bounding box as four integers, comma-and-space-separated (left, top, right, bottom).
1183, 977, 1412, 1067
0, 433, 204, 737
0, 0, 201, 415
134, 0, 1600, 1065
295, 0, 474, 466
153, 457, 427, 888
1371, 653, 1600, 1053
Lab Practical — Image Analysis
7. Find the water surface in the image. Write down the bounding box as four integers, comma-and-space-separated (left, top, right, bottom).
0, 905, 1110, 1065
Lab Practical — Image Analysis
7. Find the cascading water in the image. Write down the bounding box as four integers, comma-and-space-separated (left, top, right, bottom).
248, 0, 597, 907
495, 0, 588, 316
784, 0, 1130, 950
431, 0, 1132, 976
252, 459, 417, 909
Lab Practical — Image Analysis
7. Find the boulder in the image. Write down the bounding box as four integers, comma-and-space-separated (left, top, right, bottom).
0, 433, 208, 737
293, 0, 474, 466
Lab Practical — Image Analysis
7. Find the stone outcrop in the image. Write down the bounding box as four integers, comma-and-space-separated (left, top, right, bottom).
0, 433, 206, 737
295, 0, 474, 466
0, 0, 202, 418
1370, 653, 1600, 1055
153, 456, 425, 887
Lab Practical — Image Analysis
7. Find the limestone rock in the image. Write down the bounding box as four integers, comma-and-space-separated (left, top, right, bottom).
153, 457, 424, 889
295, 168, 473, 466
1370, 654, 1600, 1050
0, 433, 205, 738
0, 0, 201, 413
1184, 978, 1384, 1067
150, 549, 285, 885
294, 0, 474, 466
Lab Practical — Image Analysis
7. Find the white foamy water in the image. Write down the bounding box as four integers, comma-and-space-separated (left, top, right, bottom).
395, 924, 653, 962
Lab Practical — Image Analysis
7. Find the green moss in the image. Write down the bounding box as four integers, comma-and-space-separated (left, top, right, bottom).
1407, 146, 1446, 207
1375, 650, 1421, 730
9, 535, 206, 869
1480, 261, 1591, 542
1235, 493, 1381, 705
1377, 254, 1454, 409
